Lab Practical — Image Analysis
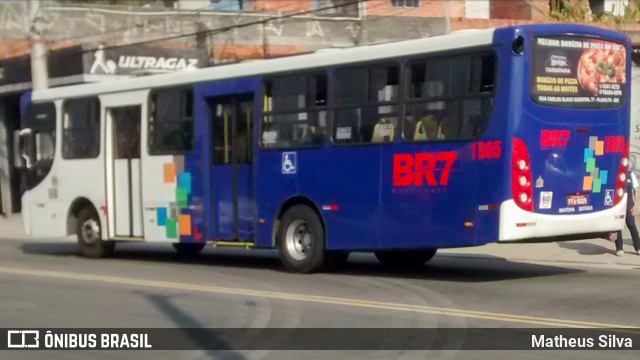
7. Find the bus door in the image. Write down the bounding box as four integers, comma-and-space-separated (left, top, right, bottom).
208, 95, 255, 240
107, 105, 143, 239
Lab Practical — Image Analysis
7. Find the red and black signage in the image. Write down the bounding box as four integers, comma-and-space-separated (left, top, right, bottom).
393, 152, 457, 187
540, 130, 570, 149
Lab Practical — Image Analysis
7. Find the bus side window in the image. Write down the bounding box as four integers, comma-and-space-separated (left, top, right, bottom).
442, 100, 463, 140
460, 99, 482, 139
470, 54, 497, 93
414, 115, 438, 141
475, 97, 495, 136
404, 52, 496, 142
371, 120, 395, 143
148, 88, 194, 155
371, 65, 399, 143
333, 64, 399, 145
333, 67, 366, 145
62, 97, 101, 159
261, 73, 327, 149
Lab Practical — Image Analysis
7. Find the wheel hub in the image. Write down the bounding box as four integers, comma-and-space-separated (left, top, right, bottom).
81, 219, 100, 245
285, 219, 312, 261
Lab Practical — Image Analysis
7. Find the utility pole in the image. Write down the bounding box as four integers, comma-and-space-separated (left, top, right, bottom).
28, 0, 49, 91
444, 0, 451, 34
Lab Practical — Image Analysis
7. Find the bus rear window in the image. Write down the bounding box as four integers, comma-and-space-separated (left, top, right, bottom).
530, 36, 627, 109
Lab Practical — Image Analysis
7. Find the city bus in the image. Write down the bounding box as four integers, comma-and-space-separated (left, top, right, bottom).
16, 23, 631, 273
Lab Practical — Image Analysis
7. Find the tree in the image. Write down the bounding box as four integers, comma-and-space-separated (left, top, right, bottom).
546, 0, 593, 22
540, 0, 640, 24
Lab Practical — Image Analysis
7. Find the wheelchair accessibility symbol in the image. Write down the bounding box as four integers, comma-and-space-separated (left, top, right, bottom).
282, 152, 297, 174
604, 189, 614, 206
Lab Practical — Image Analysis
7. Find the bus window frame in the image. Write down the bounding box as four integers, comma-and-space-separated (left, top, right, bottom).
22, 101, 57, 191
400, 48, 499, 144
147, 86, 195, 156
259, 71, 330, 151
329, 60, 403, 147
61, 96, 101, 160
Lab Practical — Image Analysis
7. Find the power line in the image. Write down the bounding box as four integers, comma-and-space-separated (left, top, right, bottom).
45, 2, 218, 43
36, 0, 422, 65
51, 0, 371, 56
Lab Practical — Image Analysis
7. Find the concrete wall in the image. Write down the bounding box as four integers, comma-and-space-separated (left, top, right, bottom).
465, 0, 490, 19
0, 2, 449, 62
1, 1, 640, 61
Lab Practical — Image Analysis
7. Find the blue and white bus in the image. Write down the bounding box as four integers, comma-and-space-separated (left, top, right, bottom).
16, 23, 631, 273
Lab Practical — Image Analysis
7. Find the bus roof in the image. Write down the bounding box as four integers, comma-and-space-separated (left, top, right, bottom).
31, 28, 495, 102
30, 23, 629, 103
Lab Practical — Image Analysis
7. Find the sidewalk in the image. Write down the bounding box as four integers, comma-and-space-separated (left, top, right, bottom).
440, 238, 640, 269
2, 214, 640, 268
0, 214, 27, 240
441, 216, 640, 268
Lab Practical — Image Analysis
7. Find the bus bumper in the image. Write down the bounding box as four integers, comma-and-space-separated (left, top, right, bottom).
498, 196, 627, 242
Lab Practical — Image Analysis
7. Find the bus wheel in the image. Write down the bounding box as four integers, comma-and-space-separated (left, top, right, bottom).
374, 249, 437, 268
172, 243, 205, 257
76, 207, 114, 258
278, 205, 326, 273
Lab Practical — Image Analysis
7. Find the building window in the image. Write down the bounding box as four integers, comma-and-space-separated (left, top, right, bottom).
403, 53, 497, 142
391, 0, 420, 8
148, 88, 194, 155
62, 97, 100, 159
261, 72, 328, 149
332, 63, 400, 145
209, 0, 251, 11
311, 0, 360, 17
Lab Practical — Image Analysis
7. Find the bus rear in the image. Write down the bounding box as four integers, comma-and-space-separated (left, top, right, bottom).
500, 25, 630, 242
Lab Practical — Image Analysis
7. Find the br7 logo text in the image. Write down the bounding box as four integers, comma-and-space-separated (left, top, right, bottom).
393, 152, 457, 187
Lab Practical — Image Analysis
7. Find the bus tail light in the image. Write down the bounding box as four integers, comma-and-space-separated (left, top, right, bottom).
614, 143, 629, 206
511, 137, 533, 211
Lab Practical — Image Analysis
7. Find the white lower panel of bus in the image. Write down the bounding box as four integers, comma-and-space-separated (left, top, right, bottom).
498, 196, 627, 242
113, 159, 143, 238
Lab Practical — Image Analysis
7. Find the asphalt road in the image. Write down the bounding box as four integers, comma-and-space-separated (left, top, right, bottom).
0, 237, 639, 360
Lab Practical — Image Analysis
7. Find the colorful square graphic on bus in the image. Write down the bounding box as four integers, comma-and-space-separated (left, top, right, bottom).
156, 157, 195, 240
583, 136, 608, 193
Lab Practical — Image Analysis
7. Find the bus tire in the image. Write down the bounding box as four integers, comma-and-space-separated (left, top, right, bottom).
374, 249, 437, 268
277, 205, 326, 273
76, 207, 114, 258
172, 242, 205, 257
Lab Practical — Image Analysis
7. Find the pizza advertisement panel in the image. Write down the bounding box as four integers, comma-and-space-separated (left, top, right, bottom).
530, 36, 627, 109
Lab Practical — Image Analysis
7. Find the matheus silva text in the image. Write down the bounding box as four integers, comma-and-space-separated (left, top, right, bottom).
532, 334, 632, 349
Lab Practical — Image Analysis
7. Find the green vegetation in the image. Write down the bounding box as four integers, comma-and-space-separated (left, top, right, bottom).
531, 0, 640, 25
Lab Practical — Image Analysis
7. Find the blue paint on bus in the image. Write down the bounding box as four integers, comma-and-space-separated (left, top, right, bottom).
176, 23, 630, 250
